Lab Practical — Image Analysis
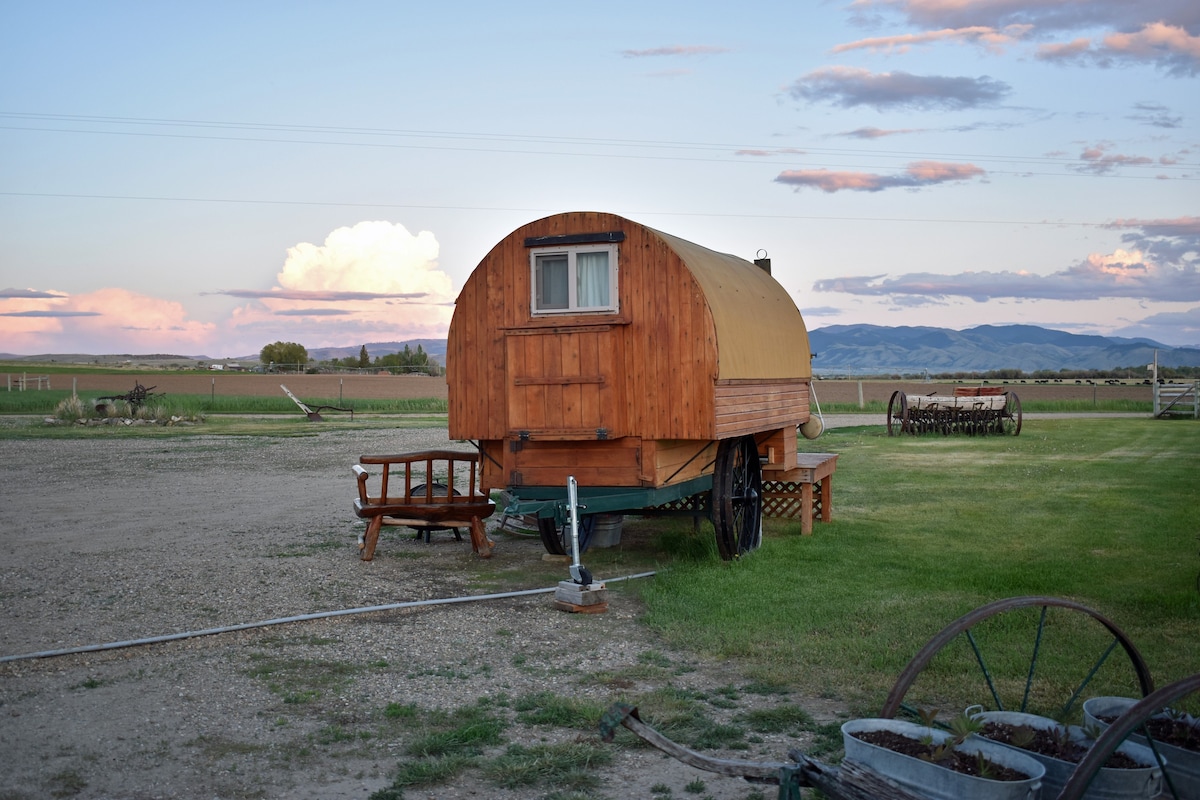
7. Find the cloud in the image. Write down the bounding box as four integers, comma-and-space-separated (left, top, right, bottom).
814, 216, 1200, 302
1127, 102, 1184, 128
211, 289, 427, 301
621, 45, 730, 58
832, 24, 1032, 55
848, 1, 1200, 75
787, 67, 1010, 111
0, 288, 216, 354
1104, 216, 1200, 267
225, 220, 456, 348
776, 161, 985, 192
0, 309, 100, 318
1069, 142, 1155, 175
838, 126, 924, 138
1036, 22, 1200, 76
850, 1, 1197, 37
734, 147, 807, 156
0, 288, 68, 299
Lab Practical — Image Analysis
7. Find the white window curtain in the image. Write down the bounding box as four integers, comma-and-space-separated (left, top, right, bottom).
575, 251, 609, 308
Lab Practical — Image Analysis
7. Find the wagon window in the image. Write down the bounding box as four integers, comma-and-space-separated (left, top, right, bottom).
531, 244, 618, 315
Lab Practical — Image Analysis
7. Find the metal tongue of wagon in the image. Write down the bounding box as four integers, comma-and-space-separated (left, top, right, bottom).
447, 211, 822, 561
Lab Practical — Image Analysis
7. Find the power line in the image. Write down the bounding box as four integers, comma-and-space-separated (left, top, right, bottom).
0, 112, 1193, 178
0, 191, 1113, 227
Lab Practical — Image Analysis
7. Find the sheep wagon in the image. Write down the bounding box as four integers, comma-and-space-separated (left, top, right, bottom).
447, 211, 821, 560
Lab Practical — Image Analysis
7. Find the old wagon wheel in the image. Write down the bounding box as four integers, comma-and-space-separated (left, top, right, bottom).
1058, 672, 1200, 800
887, 390, 909, 436
879, 596, 1153, 724
712, 435, 763, 560
997, 391, 1023, 435
537, 514, 596, 557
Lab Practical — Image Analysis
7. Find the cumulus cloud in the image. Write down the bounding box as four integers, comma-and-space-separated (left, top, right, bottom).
814, 217, 1200, 302
0, 288, 216, 354
224, 220, 456, 347
621, 45, 730, 58
1104, 216, 1200, 268
776, 161, 985, 192
787, 67, 1010, 111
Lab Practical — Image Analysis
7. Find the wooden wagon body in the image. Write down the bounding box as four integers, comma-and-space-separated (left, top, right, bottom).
447, 211, 819, 557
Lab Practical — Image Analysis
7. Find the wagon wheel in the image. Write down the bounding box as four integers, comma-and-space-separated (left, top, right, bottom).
997, 391, 1023, 435
1058, 671, 1200, 800
712, 435, 763, 560
536, 514, 596, 557
887, 390, 908, 436
879, 596, 1153, 725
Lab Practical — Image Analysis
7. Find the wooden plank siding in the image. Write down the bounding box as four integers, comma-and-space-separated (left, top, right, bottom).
714, 380, 810, 440
447, 212, 813, 493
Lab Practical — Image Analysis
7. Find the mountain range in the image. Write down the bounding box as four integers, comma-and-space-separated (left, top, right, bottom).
3, 326, 1197, 374
806, 324, 1200, 375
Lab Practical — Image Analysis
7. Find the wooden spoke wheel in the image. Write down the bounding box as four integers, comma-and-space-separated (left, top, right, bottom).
998, 391, 1023, 435
1059, 672, 1200, 800
712, 435, 763, 560
537, 514, 596, 557
887, 390, 909, 436
879, 596, 1154, 723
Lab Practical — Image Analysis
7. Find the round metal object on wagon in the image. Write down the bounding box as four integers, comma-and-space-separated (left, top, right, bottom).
879, 596, 1154, 724
887, 390, 909, 436
536, 514, 596, 557
712, 435, 763, 560
999, 391, 1023, 435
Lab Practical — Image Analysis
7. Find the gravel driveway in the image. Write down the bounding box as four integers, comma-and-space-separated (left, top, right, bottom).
0, 425, 841, 800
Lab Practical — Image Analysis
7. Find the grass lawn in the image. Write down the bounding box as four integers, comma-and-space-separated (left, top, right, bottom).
637, 418, 1199, 720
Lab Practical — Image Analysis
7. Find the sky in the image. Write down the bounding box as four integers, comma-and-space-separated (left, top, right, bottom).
1, 0, 1198, 358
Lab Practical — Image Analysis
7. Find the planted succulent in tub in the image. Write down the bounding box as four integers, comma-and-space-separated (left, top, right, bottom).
970, 707, 1162, 799
842, 715, 1044, 800
1084, 696, 1199, 799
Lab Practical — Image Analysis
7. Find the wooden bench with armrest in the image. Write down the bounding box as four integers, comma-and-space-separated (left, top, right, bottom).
353, 450, 496, 561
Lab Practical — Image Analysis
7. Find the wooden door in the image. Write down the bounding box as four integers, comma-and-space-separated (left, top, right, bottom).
504, 326, 625, 439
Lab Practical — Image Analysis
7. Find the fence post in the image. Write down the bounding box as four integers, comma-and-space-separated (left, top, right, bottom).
857, 380, 864, 409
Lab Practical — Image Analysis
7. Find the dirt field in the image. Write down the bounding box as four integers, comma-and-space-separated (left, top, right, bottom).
0, 426, 844, 800
11, 371, 1156, 406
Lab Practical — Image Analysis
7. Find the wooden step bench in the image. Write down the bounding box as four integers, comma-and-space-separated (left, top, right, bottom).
762, 452, 838, 535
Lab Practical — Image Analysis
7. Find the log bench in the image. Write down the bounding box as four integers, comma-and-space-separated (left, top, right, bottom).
353, 450, 496, 561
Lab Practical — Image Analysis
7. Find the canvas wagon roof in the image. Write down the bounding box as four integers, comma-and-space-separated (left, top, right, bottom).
651, 227, 811, 380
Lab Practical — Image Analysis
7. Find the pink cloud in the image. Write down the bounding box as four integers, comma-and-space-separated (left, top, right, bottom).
776, 161, 985, 192
0, 288, 215, 354
832, 24, 1030, 55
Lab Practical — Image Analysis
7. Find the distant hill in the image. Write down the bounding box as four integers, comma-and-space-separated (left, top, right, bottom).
808, 324, 1200, 375
303, 339, 447, 365
5, 327, 1198, 374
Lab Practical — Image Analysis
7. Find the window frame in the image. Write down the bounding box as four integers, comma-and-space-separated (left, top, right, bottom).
529, 243, 619, 316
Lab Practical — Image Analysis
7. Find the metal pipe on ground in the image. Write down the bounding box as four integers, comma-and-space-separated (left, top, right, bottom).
0, 571, 658, 664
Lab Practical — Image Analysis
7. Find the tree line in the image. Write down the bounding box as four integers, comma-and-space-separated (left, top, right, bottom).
258, 341, 443, 375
